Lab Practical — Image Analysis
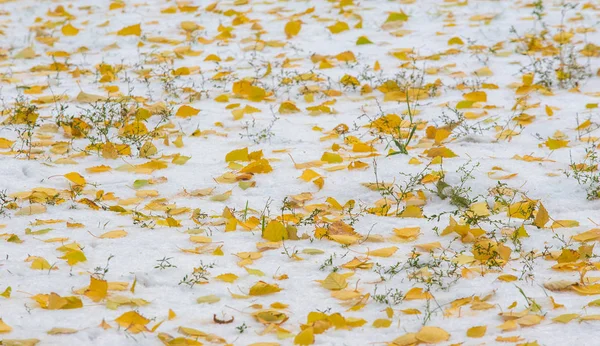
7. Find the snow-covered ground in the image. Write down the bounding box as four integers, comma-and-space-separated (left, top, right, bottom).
1, 0, 600, 345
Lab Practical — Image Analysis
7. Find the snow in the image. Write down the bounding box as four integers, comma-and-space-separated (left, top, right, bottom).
1, 0, 600, 345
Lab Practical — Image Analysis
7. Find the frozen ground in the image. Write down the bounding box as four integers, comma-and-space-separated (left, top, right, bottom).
1, 0, 600, 345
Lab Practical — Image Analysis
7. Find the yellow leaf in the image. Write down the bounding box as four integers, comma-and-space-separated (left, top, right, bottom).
215, 273, 238, 283
399, 205, 424, 218
320, 272, 348, 290
64, 172, 86, 186
463, 91, 487, 102
516, 314, 544, 326
356, 36, 373, 45
31, 258, 53, 270
47, 327, 77, 335
573, 229, 600, 242
426, 146, 457, 158
572, 284, 600, 295
392, 333, 418, 346
469, 202, 490, 217
327, 21, 349, 34
262, 220, 288, 242
249, 281, 282, 296
405, 287, 433, 300
448, 36, 464, 45
196, 295, 220, 304
61, 24, 79, 36
545, 138, 569, 150
321, 152, 343, 163
415, 326, 450, 344
84, 276, 108, 302
294, 327, 314, 345
245, 267, 265, 276
552, 313, 579, 323
117, 24, 141, 36
285, 20, 302, 38
372, 319, 392, 328
114, 311, 150, 333
99, 230, 127, 239
176, 105, 200, 118
1, 286, 11, 298
367, 246, 398, 257
0, 319, 12, 333
497, 274, 518, 282
59, 249, 87, 266
0, 138, 14, 149
466, 325, 486, 338
225, 147, 249, 162
534, 203, 549, 228
551, 220, 579, 229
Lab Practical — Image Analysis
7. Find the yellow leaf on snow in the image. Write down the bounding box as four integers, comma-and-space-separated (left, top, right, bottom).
99, 230, 128, 239
294, 326, 314, 345
404, 287, 433, 300
117, 24, 141, 36
572, 284, 600, 295
545, 138, 569, 150
466, 325, 486, 338
0, 318, 12, 333
372, 319, 392, 328
215, 273, 238, 283
328, 21, 349, 34
285, 20, 302, 38
262, 220, 288, 242
47, 327, 77, 335
366, 246, 398, 257
31, 257, 53, 270
225, 147, 249, 162
16, 204, 47, 216
415, 326, 450, 344
573, 229, 600, 242
114, 311, 150, 333
248, 281, 282, 296
84, 276, 108, 302
552, 313, 579, 323
61, 24, 79, 36
516, 314, 544, 326
551, 220, 579, 229
176, 105, 200, 118
320, 272, 348, 290
196, 295, 220, 304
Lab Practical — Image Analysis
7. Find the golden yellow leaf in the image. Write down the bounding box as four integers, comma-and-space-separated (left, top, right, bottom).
328, 21, 349, 34
61, 24, 79, 36
415, 326, 450, 344
248, 281, 282, 296
117, 24, 141, 36
320, 272, 348, 290
0, 319, 12, 333
285, 20, 302, 38
99, 230, 127, 239
215, 273, 238, 283
47, 327, 77, 335
196, 295, 220, 304
466, 325, 486, 338
372, 319, 392, 328
262, 220, 288, 242
366, 246, 398, 257
84, 276, 108, 302
294, 327, 314, 345
176, 105, 200, 118
552, 313, 579, 323
64, 172, 86, 186
114, 311, 150, 333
